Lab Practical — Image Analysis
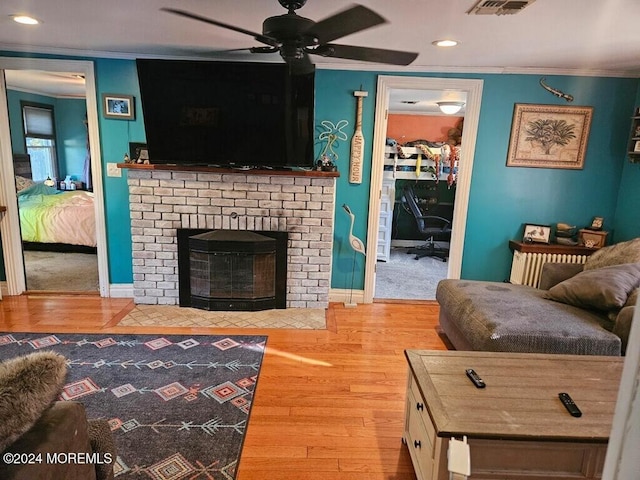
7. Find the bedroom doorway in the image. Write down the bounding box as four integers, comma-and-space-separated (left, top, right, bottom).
363, 76, 484, 303
0, 58, 108, 296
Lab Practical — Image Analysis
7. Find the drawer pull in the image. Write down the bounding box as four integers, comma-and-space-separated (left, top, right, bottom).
414, 440, 422, 449
416, 402, 424, 411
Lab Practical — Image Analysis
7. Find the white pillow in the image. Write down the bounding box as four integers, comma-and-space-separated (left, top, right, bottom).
15, 175, 35, 192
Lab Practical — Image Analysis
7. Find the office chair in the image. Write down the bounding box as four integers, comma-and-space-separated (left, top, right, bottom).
402, 184, 452, 261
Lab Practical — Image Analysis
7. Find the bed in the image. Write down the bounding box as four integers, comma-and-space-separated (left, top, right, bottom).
17, 179, 97, 249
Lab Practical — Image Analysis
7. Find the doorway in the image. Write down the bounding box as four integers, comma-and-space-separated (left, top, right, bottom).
0, 58, 109, 296
364, 76, 484, 303
375, 89, 466, 300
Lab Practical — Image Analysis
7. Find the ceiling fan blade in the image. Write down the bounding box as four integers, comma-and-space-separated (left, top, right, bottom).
161, 7, 280, 47
305, 5, 386, 45
312, 44, 418, 66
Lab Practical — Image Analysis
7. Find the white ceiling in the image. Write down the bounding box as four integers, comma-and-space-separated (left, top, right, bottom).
1, 0, 639, 103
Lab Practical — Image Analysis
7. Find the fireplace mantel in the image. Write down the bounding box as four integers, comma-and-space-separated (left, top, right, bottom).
118, 163, 339, 178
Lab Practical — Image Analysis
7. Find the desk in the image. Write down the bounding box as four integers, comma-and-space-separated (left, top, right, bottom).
404, 350, 622, 480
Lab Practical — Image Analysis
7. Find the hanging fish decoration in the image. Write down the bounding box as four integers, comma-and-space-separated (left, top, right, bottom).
539, 77, 574, 102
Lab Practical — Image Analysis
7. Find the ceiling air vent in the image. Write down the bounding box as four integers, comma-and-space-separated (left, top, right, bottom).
467, 0, 536, 15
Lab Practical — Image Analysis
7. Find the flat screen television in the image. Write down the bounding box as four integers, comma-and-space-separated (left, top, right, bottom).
136, 59, 315, 169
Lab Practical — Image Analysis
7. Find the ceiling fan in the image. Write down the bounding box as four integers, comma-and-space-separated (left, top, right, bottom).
161, 0, 418, 74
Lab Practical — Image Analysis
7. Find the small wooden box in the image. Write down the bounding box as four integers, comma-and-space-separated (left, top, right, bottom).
579, 229, 608, 249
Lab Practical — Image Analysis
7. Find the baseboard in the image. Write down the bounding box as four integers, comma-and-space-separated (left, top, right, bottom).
391, 240, 423, 248
391, 239, 450, 248
329, 288, 365, 305
109, 283, 134, 298
0, 281, 7, 297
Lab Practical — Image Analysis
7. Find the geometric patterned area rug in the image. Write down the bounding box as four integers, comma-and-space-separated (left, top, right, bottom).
119, 305, 327, 329
0, 332, 267, 479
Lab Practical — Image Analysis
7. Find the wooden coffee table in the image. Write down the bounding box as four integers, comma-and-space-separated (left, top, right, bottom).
404, 350, 623, 480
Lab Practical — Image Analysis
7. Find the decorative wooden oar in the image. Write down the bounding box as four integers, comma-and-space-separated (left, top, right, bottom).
349, 89, 368, 184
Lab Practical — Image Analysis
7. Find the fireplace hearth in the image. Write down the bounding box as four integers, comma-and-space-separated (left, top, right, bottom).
178, 229, 288, 311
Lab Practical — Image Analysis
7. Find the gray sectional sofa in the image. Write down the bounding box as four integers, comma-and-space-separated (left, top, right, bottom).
437, 238, 640, 356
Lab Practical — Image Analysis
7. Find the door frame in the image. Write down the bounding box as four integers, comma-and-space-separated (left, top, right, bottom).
364, 75, 483, 303
0, 57, 109, 296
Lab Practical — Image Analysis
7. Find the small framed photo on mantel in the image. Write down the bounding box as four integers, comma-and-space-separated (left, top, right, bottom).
102, 94, 135, 120
523, 224, 551, 244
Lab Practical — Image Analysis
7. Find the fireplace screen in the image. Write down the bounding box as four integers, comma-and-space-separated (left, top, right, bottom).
188, 230, 277, 311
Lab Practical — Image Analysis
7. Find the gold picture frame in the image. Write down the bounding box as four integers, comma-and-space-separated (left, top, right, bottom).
506, 103, 593, 169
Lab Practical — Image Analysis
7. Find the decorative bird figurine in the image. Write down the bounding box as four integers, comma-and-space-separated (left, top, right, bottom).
342, 204, 366, 256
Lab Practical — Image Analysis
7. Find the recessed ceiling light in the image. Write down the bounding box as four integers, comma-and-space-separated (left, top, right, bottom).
432, 39, 458, 48
11, 15, 41, 25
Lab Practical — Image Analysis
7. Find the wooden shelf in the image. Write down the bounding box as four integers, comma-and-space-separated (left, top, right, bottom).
509, 240, 598, 255
117, 163, 339, 178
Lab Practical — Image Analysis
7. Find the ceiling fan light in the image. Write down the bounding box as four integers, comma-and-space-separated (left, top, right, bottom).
432, 39, 458, 47
437, 101, 465, 114
11, 15, 40, 25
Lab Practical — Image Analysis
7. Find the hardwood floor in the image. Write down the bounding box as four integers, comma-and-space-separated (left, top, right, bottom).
0, 295, 447, 480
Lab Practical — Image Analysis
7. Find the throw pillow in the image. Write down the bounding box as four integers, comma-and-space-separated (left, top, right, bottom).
584, 237, 640, 270
14, 175, 35, 193
0, 352, 68, 452
544, 263, 640, 311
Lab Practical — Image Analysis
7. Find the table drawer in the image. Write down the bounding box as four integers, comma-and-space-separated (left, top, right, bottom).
406, 387, 435, 479
408, 373, 436, 450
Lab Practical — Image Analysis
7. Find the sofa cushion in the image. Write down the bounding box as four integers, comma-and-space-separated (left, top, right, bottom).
436, 279, 621, 355
539, 262, 585, 290
0, 352, 67, 452
544, 263, 640, 311
613, 306, 635, 355
584, 237, 640, 270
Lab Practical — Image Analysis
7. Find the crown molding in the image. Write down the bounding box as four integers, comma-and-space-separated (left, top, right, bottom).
1, 43, 639, 78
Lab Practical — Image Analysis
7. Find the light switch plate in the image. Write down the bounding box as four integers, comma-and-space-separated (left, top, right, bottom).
107, 163, 121, 177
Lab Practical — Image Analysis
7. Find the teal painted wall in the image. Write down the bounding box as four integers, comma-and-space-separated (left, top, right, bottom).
316, 70, 639, 288
2, 52, 639, 291
94, 58, 146, 283
613, 85, 640, 240
55, 97, 87, 182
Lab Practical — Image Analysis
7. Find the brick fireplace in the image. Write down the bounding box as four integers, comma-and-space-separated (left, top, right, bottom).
125, 167, 337, 309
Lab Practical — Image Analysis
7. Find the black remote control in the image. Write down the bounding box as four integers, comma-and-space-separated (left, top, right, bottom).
559, 393, 582, 417
465, 368, 486, 388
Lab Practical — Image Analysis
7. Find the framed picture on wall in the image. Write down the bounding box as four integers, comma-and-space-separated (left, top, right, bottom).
523, 224, 551, 244
102, 94, 135, 120
506, 104, 593, 169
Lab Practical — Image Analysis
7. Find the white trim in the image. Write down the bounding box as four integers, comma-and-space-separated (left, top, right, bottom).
109, 283, 134, 298
329, 288, 365, 305
0, 44, 638, 78
364, 76, 483, 303
0, 57, 110, 297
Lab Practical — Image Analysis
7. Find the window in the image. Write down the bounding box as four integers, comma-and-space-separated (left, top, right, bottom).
22, 103, 58, 182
